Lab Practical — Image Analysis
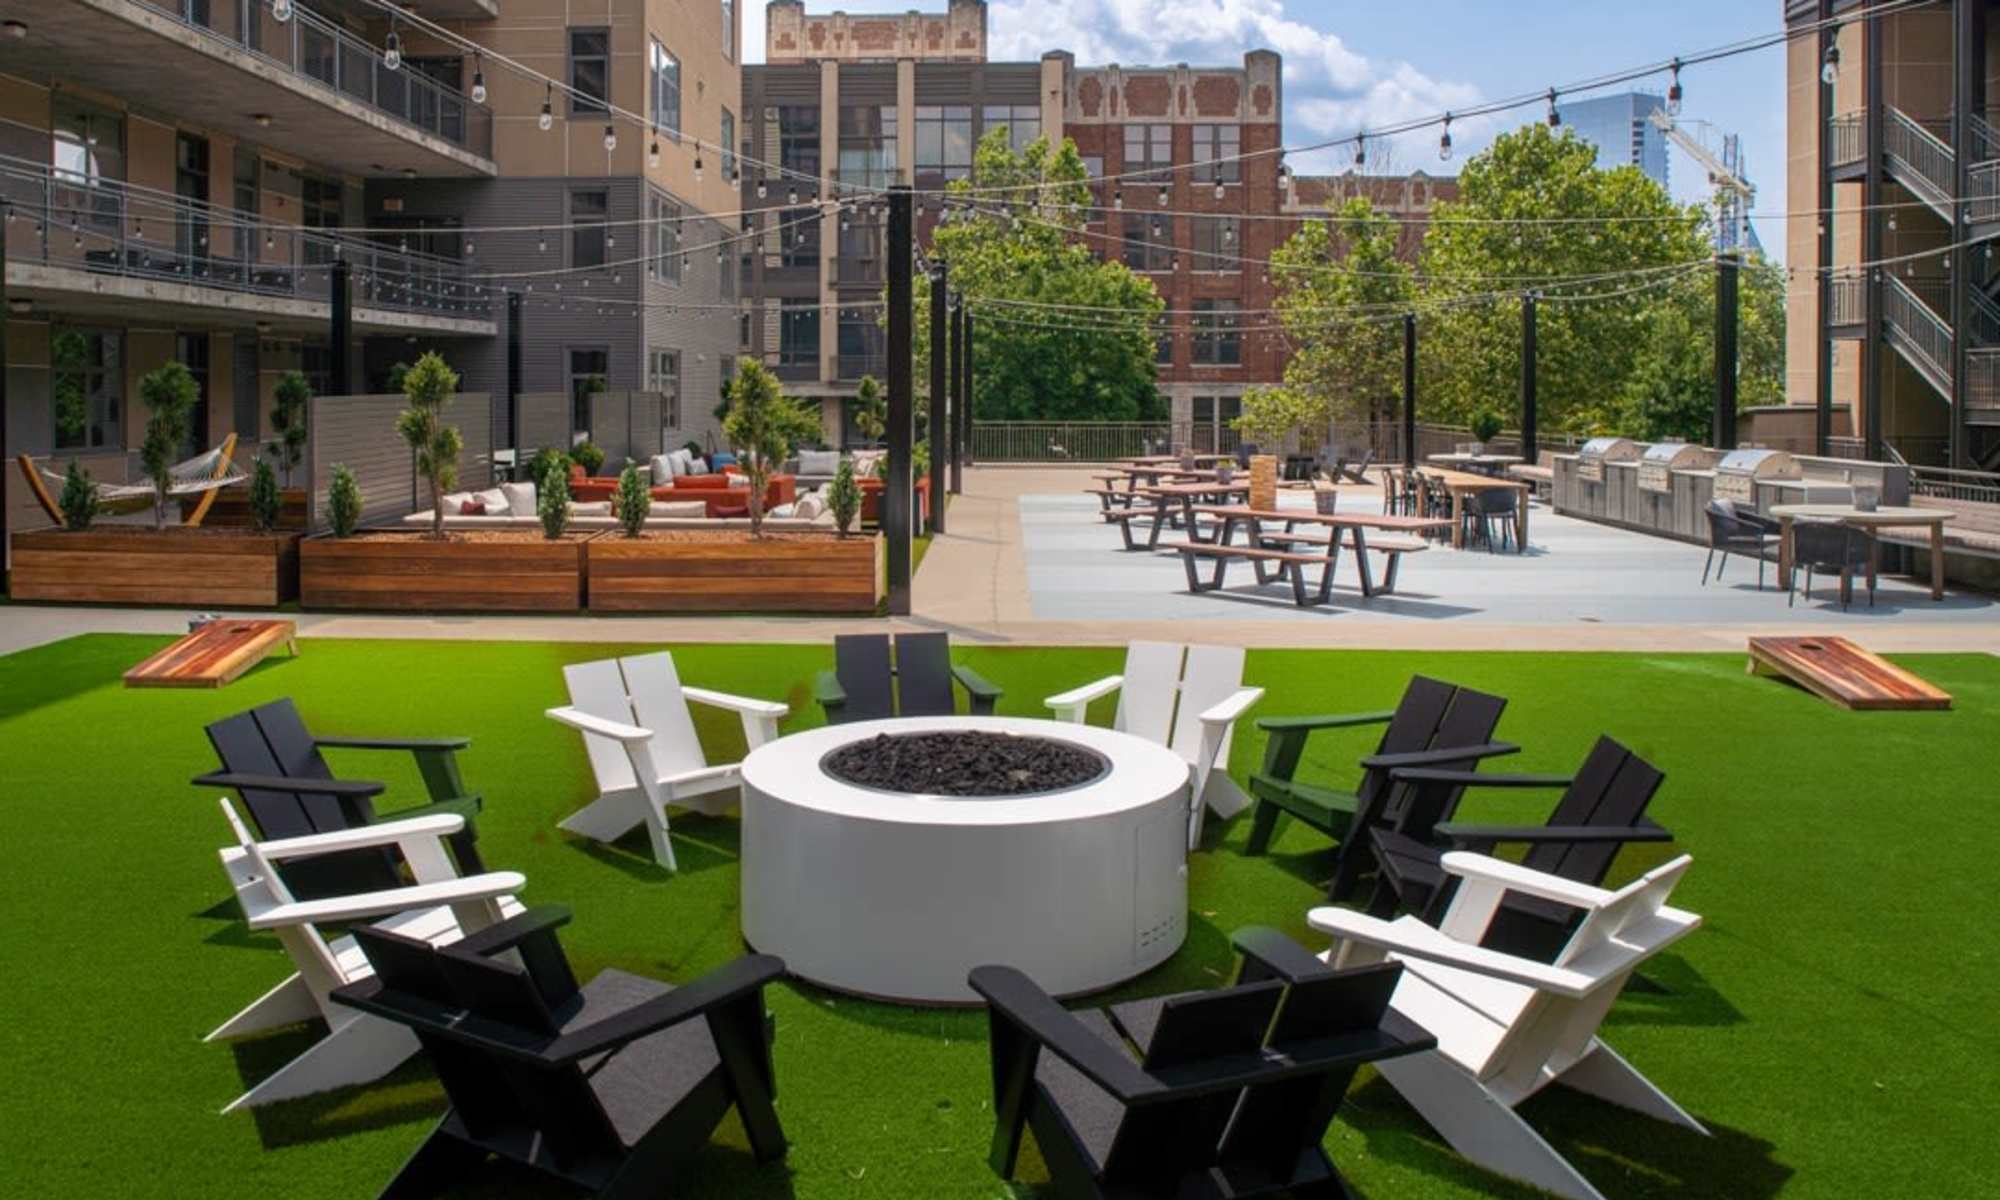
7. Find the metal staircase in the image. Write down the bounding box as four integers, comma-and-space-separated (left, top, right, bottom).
1882, 108, 1959, 221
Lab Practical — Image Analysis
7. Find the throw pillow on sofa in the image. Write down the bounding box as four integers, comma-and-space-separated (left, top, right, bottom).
472, 486, 510, 516
649, 500, 709, 518
458, 498, 487, 516
710, 450, 738, 469
650, 454, 674, 485
571, 500, 612, 516
440, 490, 475, 513
500, 480, 537, 515
798, 449, 840, 477
792, 491, 826, 522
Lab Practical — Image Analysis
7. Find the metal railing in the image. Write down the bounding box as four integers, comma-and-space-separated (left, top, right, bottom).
1828, 274, 1866, 327
1828, 113, 1866, 169
964, 419, 1595, 465
1883, 273, 1954, 390
1883, 108, 1956, 215
1908, 462, 2000, 501
0, 155, 494, 321
134, 0, 492, 161
834, 353, 886, 381
1967, 350, 2000, 414
972, 422, 1175, 463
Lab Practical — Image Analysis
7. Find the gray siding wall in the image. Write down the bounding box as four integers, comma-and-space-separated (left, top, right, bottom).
307, 392, 492, 531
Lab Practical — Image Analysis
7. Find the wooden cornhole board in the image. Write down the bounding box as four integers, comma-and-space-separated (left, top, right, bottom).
124, 619, 298, 689
1746, 636, 1951, 711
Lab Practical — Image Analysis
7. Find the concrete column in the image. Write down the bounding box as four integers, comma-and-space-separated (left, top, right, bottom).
897, 60, 916, 185
1040, 53, 1069, 149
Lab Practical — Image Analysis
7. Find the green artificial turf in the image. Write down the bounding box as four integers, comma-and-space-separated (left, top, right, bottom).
1, 635, 1994, 1199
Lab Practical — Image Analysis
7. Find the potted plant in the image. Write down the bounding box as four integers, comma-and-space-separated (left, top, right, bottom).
59, 461, 99, 531
1232, 386, 1312, 512
538, 457, 572, 539
248, 459, 282, 533
397, 352, 464, 539
139, 361, 198, 529
722, 359, 821, 538
573, 440, 608, 477
327, 464, 362, 537
826, 456, 861, 537
852, 375, 887, 446
1469, 408, 1504, 456
268, 371, 310, 488
613, 463, 649, 537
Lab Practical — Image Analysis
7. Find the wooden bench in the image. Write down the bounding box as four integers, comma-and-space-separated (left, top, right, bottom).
1083, 487, 1143, 512
1102, 504, 1226, 551
1251, 529, 1431, 555
1163, 532, 1420, 606
1873, 496, 2000, 561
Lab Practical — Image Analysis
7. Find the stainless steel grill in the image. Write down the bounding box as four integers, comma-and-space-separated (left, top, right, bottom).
1637, 442, 1714, 493
1713, 448, 1800, 504
1576, 437, 1640, 484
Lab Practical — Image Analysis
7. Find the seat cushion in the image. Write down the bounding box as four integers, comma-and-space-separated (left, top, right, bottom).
562, 969, 723, 1150
1031, 1008, 1130, 1174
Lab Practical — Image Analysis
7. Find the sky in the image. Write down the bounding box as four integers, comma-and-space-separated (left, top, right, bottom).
744, 0, 1789, 255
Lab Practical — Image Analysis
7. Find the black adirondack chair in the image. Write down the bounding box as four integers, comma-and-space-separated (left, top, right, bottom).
1368, 735, 1675, 962
1244, 676, 1515, 902
193, 698, 484, 898
813, 632, 1002, 723
332, 906, 787, 1200
970, 933, 1430, 1200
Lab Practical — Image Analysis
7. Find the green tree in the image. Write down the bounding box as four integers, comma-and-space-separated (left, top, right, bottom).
328, 464, 363, 538
59, 460, 100, 531
248, 458, 281, 532
537, 457, 572, 540
911, 128, 1165, 421
394, 351, 464, 539
267, 370, 311, 488
826, 456, 860, 537
852, 375, 887, 444
1617, 254, 1787, 443
1418, 124, 1711, 434
613, 462, 649, 537
722, 359, 822, 538
139, 360, 198, 528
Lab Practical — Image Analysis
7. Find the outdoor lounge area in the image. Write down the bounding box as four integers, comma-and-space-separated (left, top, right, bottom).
3, 630, 1994, 1199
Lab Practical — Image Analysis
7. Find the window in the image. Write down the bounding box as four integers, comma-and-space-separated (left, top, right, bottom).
982, 104, 1040, 152
1122, 214, 1173, 272
649, 38, 681, 136
721, 0, 735, 62
1153, 317, 1174, 367
300, 175, 342, 265
774, 105, 820, 181
1191, 217, 1237, 270
779, 207, 820, 268
650, 194, 681, 283
570, 347, 609, 435
838, 105, 897, 190
52, 100, 124, 189
914, 105, 972, 185
1192, 300, 1241, 365
376, 215, 464, 261
570, 28, 610, 116
1123, 123, 1172, 181
177, 332, 211, 453
233, 152, 261, 262
649, 349, 682, 429
721, 107, 737, 181
572, 190, 608, 268
176, 133, 211, 259
50, 329, 121, 452
838, 212, 882, 284
778, 298, 818, 368
838, 309, 884, 379
1192, 124, 1241, 183
300, 341, 333, 397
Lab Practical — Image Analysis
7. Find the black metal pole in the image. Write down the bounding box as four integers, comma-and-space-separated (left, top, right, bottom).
1816, 0, 1834, 456
1951, 0, 1978, 468
506, 291, 523, 459
949, 300, 965, 494
1520, 293, 1538, 465
1401, 312, 1417, 468
1863, 14, 1884, 460
884, 185, 914, 616
962, 309, 976, 469
928, 261, 947, 533
2, 208, 10, 579
330, 257, 353, 397
1715, 252, 1740, 451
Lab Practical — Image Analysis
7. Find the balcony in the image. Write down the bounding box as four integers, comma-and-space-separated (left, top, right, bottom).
1, 155, 495, 337
1828, 274, 1865, 331
835, 353, 885, 381
0, 0, 495, 178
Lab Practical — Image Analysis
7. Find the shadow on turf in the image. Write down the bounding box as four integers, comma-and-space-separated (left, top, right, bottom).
567, 811, 742, 881
1344, 1073, 1792, 1200
0, 633, 160, 722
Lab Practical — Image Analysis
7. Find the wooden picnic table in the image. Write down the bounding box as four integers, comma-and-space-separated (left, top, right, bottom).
1087, 465, 1220, 511
1099, 481, 1250, 550
1418, 466, 1533, 551
1174, 505, 1454, 604
1122, 454, 1235, 467
1769, 503, 1957, 601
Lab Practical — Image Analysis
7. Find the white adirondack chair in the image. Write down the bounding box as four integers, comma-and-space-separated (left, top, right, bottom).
545, 651, 788, 871
207, 799, 525, 1114
1307, 852, 1705, 1200
1044, 640, 1263, 849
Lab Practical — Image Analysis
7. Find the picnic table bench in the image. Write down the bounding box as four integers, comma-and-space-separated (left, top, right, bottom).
1165, 506, 1451, 606
1099, 482, 1248, 550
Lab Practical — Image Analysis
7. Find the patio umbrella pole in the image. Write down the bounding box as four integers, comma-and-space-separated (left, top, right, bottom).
885, 184, 914, 616
929, 259, 948, 533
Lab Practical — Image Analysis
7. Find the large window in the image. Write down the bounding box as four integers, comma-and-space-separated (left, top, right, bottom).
838, 105, 897, 191
1123, 123, 1172, 181
570, 347, 609, 436
914, 105, 972, 186
1192, 124, 1241, 183
177, 332, 211, 454
721, 107, 737, 181
982, 104, 1040, 152
1192, 300, 1241, 366
376, 215, 465, 261
570, 28, 610, 116
1191, 217, 1238, 270
1122, 214, 1173, 272
649, 349, 682, 430
779, 207, 820, 268
1153, 317, 1174, 367
838, 308, 884, 379
778, 298, 818, 368
50, 329, 121, 452
721, 0, 735, 61
650, 194, 681, 283
650, 38, 681, 136
774, 105, 820, 182
233, 153, 260, 262
52, 100, 124, 188
571, 190, 608, 268
838, 213, 882, 284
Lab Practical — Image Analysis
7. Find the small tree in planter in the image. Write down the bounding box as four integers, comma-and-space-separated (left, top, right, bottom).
139, 360, 199, 528
1469, 407, 1504, 452
527, 447, 572, 487
826, 456, 861, 537
722, 359, 821, 538
613, 462, 649, 537
852, 375, 886, 445
395, 351, 464, 540
573, 440, 608, 476
248, 459, 282, 532
328, 464, 363, 537
59, 461, 100, 531
538, 459, 572, 540
267, 370, 311, 487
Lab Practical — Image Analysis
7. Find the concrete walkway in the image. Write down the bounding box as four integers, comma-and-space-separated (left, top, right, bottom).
5, 464, 1999, 656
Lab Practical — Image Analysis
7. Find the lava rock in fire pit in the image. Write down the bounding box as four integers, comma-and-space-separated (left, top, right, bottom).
822, 731, 1107, 796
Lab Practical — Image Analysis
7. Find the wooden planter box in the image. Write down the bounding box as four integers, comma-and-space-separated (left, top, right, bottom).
188, 486, 311, 531
588, 532, 884, 614
300, 531, 589, 613
10, 527, 301, 607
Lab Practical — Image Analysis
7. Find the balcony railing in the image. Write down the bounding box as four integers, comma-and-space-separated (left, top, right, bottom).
1828, 113, 1866, 169
134, 0, 492, 161
835, 352, 886, 381
1883, 273, 1954, 390
1828, 274, 1866, 326
1966, 351, 2000, 415
1883, 108, 1956, 212
0, 155, 494, 322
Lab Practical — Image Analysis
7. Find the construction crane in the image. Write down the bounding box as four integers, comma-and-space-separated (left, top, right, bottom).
1647, 109, 1760, 254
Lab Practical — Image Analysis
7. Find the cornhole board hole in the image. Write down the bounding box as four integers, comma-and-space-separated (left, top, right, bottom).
1747, 636, 1951, 711
125, 620, 298, 689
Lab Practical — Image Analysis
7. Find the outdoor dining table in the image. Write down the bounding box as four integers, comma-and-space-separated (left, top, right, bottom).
1419, 466, 1534, 551
1089, 464, 1218, 510
1426, 452, 1524, 475
1137, 481, 1253, 543
1769, 503, 1958, 601
1193, 505, 1454, 598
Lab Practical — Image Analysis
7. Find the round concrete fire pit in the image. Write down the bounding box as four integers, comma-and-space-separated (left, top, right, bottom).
739, 716, 1190, 1004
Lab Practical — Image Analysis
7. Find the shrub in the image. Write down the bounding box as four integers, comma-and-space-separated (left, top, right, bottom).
722, 360, 822, 538
573, 440, 607, 475
1470, 408, 1505, 445
527, 446, 572, 485
328, 464, 362, 537
613, 463, 649, 538
139, 361, 199, 528
59, 461, 100, 531
395, 351, 463, 540
248, 459, 281, 532
826, 456, 860, 537
538, 459, 571, 540
852, 375, 886, 444
267, 370, 311, 487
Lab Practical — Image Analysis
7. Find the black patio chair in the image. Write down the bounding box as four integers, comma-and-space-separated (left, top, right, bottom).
193, 698, 484, 898
1244, 676, 1515, 901
1789, 520, 1875, 610
332, 906, 787, 1199
1469, 488, 1521, 553
969, 934, 1429, 1200
814, 632, 1002, 723
1368, 734, 1675, 963
1702, 498, 1778, 589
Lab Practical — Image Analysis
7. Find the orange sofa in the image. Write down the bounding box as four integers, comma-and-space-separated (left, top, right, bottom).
566, 465, 796, 518
860, 475, 930, 525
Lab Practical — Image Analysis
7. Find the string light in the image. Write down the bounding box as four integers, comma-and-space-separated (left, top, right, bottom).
1353, 136, 1366, 168
694, 149, 704, 183
649, 128, 661, 169
471, 54, 487, 104
273, 0, 292, 21
603, 123, 618, 153
539, 84, 554, 132
1546, 89, 1562, 127
383, 21, 401, 71
1439, 114, 1453, 162
1666, 58, 1683, 115
1821, 41, 1841, 87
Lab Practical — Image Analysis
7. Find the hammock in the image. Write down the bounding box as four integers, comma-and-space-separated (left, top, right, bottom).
18, 433, 243, 526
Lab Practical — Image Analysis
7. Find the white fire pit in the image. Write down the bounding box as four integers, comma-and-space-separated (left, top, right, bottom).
739, 715, 1190, 1004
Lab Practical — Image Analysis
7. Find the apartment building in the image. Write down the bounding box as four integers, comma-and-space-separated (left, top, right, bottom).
1784, 0, 1999, 469
740, 0, 1284, 450
1554, 92, 1671, 191
1284, 170, 1458, 262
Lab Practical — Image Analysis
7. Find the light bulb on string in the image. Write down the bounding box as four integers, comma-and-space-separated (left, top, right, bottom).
1438, 114, 1453, 162
1821, 42, 1840, 87
1353, 136, 1365, 168
273, 0, 293, 19
649, 130, 662, 169
1547, 89, 1562, 127
383, 25, 401, 71
604, 123, 617, 153
471, 55, 486, 104
539, 85, 554, 132
1213, 179, 1225, 200
694, 149, 704, 183
1157, 184, 1169, 206
757, 178, 769, 199
1666, 58, 1683, 115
